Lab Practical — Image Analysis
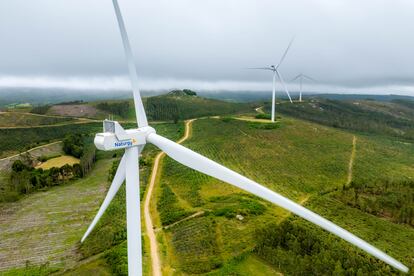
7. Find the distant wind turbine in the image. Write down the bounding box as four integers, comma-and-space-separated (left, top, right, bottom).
291, 73, 316, 102
248, 38, 295, 122
80, 1, 409, 275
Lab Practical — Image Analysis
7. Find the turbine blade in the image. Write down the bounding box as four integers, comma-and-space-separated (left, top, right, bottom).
147, 133, 409, 273
276, 70, 293, 103
277, 37, 295, 68
290, 74, 302, 82
246, 67, 273, 71
112, 0, 148, 128
81, 154, 127, 242
303, 74, 317, 82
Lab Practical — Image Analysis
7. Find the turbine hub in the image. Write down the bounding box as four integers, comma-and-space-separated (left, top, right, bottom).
94, 120, 156, 151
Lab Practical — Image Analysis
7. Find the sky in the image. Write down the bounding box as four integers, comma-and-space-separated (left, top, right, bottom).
0, 0, 414, 95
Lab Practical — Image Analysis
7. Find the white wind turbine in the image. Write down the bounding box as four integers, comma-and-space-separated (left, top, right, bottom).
291, 73, 316, 102
81, 1, 409, 275
248, 38, 295, 123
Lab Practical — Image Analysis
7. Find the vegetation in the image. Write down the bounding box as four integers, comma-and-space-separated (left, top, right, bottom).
156, 118, 414, 273
63, 133, 85, 158
30, 105, 51, 115
337, 179, 414, 226
2, 97, 414, 274
0, 112, 72, 127
274, 99, 414, 140
157, 183, 193, 225
0, 122, 102, 157
0, 157, 114, 273
254, 219, 395, 275
144, 92, 252, 122
169, 216, 222, 274
1, 134, 96, 202
255, 113, 271, 120
96, 101, 131, 118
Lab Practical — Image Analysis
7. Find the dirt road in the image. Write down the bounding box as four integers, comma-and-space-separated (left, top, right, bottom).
143, 119, 195, 276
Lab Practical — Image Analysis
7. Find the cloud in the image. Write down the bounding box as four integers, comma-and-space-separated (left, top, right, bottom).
1, 75, 413, 95
0, 0, 414, 95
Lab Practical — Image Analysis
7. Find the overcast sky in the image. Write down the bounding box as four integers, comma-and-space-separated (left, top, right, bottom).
0, 0, 414, 94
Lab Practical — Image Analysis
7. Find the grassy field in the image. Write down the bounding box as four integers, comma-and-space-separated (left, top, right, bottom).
154, 117, 414, 274
36, 155, 80, 170
0, 112, 74, 128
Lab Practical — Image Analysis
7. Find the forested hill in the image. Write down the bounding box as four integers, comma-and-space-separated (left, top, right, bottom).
143, 90, 253, 122
272, 99, 414, 140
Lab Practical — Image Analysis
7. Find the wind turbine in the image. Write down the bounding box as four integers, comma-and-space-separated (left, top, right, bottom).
291, 73, 315, 102
80, 1, 409, 275
248, 38, 295, 123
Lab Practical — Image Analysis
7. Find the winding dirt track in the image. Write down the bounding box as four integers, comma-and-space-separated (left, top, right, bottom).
144, 119, 195, 276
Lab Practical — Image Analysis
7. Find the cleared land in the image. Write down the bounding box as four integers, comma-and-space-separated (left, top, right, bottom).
48, 105, 101, 118
0, 112, 73, 128
0, 158, 113, 272
36, 155, 80, 170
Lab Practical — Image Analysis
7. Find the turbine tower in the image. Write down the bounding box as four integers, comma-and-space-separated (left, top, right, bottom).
248, 38, 295, 123
81, 1, 409, 275
292, 73, 315, 102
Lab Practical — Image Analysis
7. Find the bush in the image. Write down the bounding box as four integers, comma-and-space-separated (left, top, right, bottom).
249, 122, 279, 130
255, 113, 271, 120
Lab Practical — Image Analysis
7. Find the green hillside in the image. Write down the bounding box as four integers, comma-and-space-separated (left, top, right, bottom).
269, 99, 414, 140
90, 90, 253, 121
155, 117, 414, 274
1, 98, 414, 275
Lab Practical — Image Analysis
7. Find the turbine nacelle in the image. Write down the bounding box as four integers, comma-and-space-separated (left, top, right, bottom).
94, 120, 155, 151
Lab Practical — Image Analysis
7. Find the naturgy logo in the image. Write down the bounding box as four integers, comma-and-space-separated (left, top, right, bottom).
114, 139, 133, 148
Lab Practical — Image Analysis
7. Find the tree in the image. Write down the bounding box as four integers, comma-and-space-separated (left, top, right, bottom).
12, 160, 28, 172
63, 134, 84, 158
333, 261, 345, 276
